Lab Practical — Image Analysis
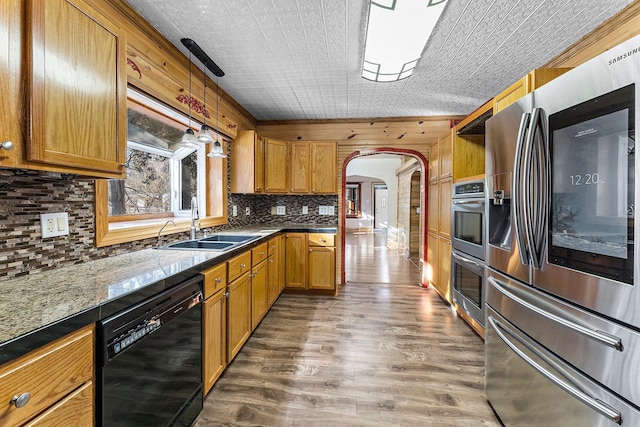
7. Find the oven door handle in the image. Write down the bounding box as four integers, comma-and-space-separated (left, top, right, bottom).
487, 315, 622, 425
488, 276, 623, 351
452, 200, 485, 206
451, 250, 482, 268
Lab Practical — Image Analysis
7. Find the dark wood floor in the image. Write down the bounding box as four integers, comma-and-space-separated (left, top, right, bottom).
194, 232, 500, 426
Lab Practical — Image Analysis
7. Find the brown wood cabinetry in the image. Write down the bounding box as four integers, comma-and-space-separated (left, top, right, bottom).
493, 68, 572, 114
285, 233, 336, 293
289, 142, 310, 193
438, 133, 452, 179
310, 141, 337, 194
428, 141, 438, 181
427, 180, 439, 234
267, 236, 283, 306
226, 269, 252, 362
231, 130, 265, 193
251, 257, 269, 330
284, 233, 307, 289
426, 232, 439, 289
202, 263, 227, 394
264, 138, 288, 193
438, 177, 452, 239
0, 0, 127, 178
437, 236, 452, 302
0, 324, 94, 427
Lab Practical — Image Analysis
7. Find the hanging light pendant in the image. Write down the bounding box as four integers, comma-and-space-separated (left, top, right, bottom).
180, 51, 198, 148
207, 75, 227, 158
197, 68, 215, 144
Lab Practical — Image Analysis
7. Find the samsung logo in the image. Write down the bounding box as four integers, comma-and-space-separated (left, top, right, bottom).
608, 47, 640, 65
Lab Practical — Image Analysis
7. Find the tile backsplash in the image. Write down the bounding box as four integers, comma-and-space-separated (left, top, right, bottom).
0, 169, 337, 279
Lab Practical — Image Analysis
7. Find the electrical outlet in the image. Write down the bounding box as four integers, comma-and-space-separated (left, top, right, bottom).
41, 212, 69, 238
245, 207, 250, 215
319, 206, 328, 215
276, 206, 286, 215
232, 205, 237, 216
302, 206, 308, 214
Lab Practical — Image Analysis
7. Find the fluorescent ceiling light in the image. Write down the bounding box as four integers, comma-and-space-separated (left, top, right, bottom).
362, 0, 448, 82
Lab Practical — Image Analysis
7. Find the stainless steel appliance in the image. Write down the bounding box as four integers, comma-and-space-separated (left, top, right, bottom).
98, 276, 204, 427
485, 34, 640, 426
451, 179, 486, 326
451, 180, 485, 260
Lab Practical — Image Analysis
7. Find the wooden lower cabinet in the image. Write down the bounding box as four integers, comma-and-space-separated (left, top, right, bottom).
251, 260, 268, 330
308, 246, 335, 290
427, 232, 439, 288
284, 233, 307, 289
437, 236, 452, 302
226, 271, 252, 362
0, 324, 94, 427
203, 289, 227, 394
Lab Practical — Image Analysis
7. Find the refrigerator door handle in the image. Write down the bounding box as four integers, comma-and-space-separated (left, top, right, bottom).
513, 112, 531, 266
488, 276, 623, 351
528, 107, 549, 269
487, 315, 623, 425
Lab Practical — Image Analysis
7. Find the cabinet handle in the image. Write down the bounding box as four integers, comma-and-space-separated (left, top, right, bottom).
215, 278, 222, 283
10, 392, 31, 408
266, 187, 269, 191
309, 249, 312, 253
0, 141, 14, 151
269, 259, 273, 263
224, 292, 229, 298
240, 263, 246, 269
260, 252, 265, 256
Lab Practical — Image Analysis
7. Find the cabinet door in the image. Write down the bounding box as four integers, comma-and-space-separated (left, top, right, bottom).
289, 142, 309, 193
28, 0, 126, 175
438, 178, 452, 239
438, 132, 452, 179
264, 138, 287, 193
25, 380, 93, 427
493, 75, 529, 114
284, 233, 307, 289
226, 272, 252, 362
254, 135, 265, 192
267, 254, 279, 306
427, 232, 439, 288
0, 0, 21, 166
310, 141, 337, 193
308, 247, 335, 290
428, 142, 439, 181
231, 130, 258, 193
427, 180, 439, 234
251, 260, 268, 330
203, 290, 226, 394
437, 236, 452, 302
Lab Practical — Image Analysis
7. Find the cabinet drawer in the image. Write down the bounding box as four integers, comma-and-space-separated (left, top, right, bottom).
202, 263, 227, 299
252, 242, 269, 266
267, 237, 279, 256
25, 380, 94, 427
0, 325, 94, 427
228, 251, 251, 282
308, 233, 335, 247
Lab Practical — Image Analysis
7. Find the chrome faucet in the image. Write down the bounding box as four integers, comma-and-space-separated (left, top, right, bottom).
190, 196, 199, 240
157, 220, 176, 248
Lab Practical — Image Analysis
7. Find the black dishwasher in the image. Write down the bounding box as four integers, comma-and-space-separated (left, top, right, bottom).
98, 275, 204, 427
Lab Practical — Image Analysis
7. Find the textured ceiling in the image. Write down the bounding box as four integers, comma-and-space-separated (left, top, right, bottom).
125, 0, 635, 121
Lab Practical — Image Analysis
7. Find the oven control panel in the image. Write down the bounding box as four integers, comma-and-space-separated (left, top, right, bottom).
453, 181, 484, 198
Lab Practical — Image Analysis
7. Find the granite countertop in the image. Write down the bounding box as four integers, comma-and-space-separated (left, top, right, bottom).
0, 224, 336, 364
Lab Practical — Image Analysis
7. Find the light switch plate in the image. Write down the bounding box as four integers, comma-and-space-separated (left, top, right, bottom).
302, 206, 308, 214
246, 207, 250, 215
276, 206, 286, 215
232, 205, 237, 216
41, 212, 69, 238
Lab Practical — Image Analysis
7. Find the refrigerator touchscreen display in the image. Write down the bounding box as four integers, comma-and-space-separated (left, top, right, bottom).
548, 84, 635, 284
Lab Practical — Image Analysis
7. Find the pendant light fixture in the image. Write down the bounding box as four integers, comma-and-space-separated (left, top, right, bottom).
197, 67, 215, 144
207, 74, 227, 158
180, 50, 198, 148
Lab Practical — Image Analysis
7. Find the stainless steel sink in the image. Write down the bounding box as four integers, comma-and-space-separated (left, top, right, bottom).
200, 235, 258, 243
157, 234, 260, 251
164, 241, 236, 250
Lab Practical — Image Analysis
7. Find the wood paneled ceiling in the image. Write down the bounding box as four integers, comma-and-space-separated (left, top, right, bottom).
125, 0, 635, 121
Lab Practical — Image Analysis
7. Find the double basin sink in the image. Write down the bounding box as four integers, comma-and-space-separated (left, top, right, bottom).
159, 234, 260, 251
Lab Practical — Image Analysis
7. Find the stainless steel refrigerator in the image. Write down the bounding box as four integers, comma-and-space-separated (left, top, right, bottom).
485, 34, 640, 426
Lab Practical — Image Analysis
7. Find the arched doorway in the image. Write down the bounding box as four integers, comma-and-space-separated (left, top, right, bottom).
340, 148, 428, 286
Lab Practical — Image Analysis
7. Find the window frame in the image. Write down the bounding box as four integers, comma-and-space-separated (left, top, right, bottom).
346, 182, 361, 218
95, 89, 227, 247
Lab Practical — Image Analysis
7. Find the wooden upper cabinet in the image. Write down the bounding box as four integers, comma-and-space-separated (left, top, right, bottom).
428, 141, 438, 182
264, 137, 287, 193
427, 180, 439, 234
289, 142, 310, 193
231, 130, 264, 193
438, 131, 452, 179
438, 178, 452, 239
27, 0, 127, 176
0, 0, 21, 164
493, 67, 571, 114
310, 141, 337, 194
